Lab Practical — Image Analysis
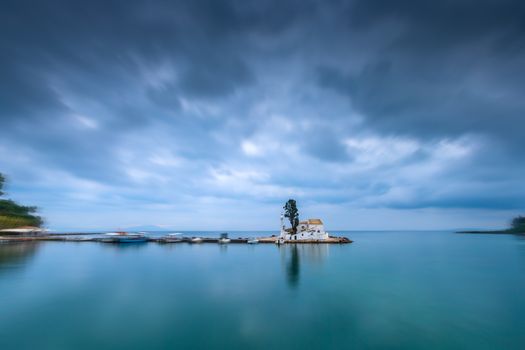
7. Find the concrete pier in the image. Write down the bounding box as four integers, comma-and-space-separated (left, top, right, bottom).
0, 234, 353, 244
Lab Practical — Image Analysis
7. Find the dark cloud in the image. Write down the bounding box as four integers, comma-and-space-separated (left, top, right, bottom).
178, 58, 254, 99
146, 83, 182, 110
316, 0, 525, 146
0, 62, 67, 125
0, 0, 278, 182
0, 0, 277, 119
302, 126, 351, 162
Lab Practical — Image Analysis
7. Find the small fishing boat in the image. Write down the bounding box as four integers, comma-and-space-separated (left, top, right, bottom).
103, 231, 147, 243
218, 233, 230, 244
191, 237, 203, 243
160, 233, 184, 243
247, 238, 259, 244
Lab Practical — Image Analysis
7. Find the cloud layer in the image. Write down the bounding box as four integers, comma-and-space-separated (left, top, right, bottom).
1, 0, 524, 230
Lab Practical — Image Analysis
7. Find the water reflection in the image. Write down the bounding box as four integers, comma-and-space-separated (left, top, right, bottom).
99, 242, 148, 252
0, 242, 40, 274
287, 245, 300, 287
280, 244, 330, 289
511, 234, 525, 263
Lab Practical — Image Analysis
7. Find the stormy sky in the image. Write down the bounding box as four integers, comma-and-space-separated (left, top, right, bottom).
1, 0, 524, 231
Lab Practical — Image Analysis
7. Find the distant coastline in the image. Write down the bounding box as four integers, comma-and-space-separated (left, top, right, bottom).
457, 229, 525, 235
458, 216, 525, 235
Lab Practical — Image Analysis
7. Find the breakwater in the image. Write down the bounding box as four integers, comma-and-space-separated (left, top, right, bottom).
0, 234, 352, 244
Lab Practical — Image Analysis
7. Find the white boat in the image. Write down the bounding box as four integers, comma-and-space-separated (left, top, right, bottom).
160, 233, 184, 243
191, 237, 203, 243
104, 231, 147, 243
247, 238, 259, 244
218, 233, 230, 244
0, 226, 47, 236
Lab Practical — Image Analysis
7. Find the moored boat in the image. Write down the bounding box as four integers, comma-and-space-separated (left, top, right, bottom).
103, 231, 147, 243
160, 233, 184, 243
218, 232, 230, 244
247, 238, 259, 244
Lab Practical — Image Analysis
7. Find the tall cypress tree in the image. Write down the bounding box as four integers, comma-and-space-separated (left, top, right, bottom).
283, 199, 299, 235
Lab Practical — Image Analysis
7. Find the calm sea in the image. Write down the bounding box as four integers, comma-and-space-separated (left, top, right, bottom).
1, 231, 525, 349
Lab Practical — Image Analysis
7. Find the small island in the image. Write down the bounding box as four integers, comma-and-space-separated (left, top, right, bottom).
258, 199, 352, 244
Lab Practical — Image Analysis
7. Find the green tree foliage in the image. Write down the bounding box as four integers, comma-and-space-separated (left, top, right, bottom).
511, 216, 525, 232
284, 199, 299, 235
0, 173, 43, 229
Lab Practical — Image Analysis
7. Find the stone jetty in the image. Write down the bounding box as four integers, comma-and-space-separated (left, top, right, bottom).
0, 234, 352, 244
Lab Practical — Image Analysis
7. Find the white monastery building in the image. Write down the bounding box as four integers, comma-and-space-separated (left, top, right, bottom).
280, 215, 329, 241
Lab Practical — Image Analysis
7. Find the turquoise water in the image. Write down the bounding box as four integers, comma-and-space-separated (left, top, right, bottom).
1, 231, 525, 349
